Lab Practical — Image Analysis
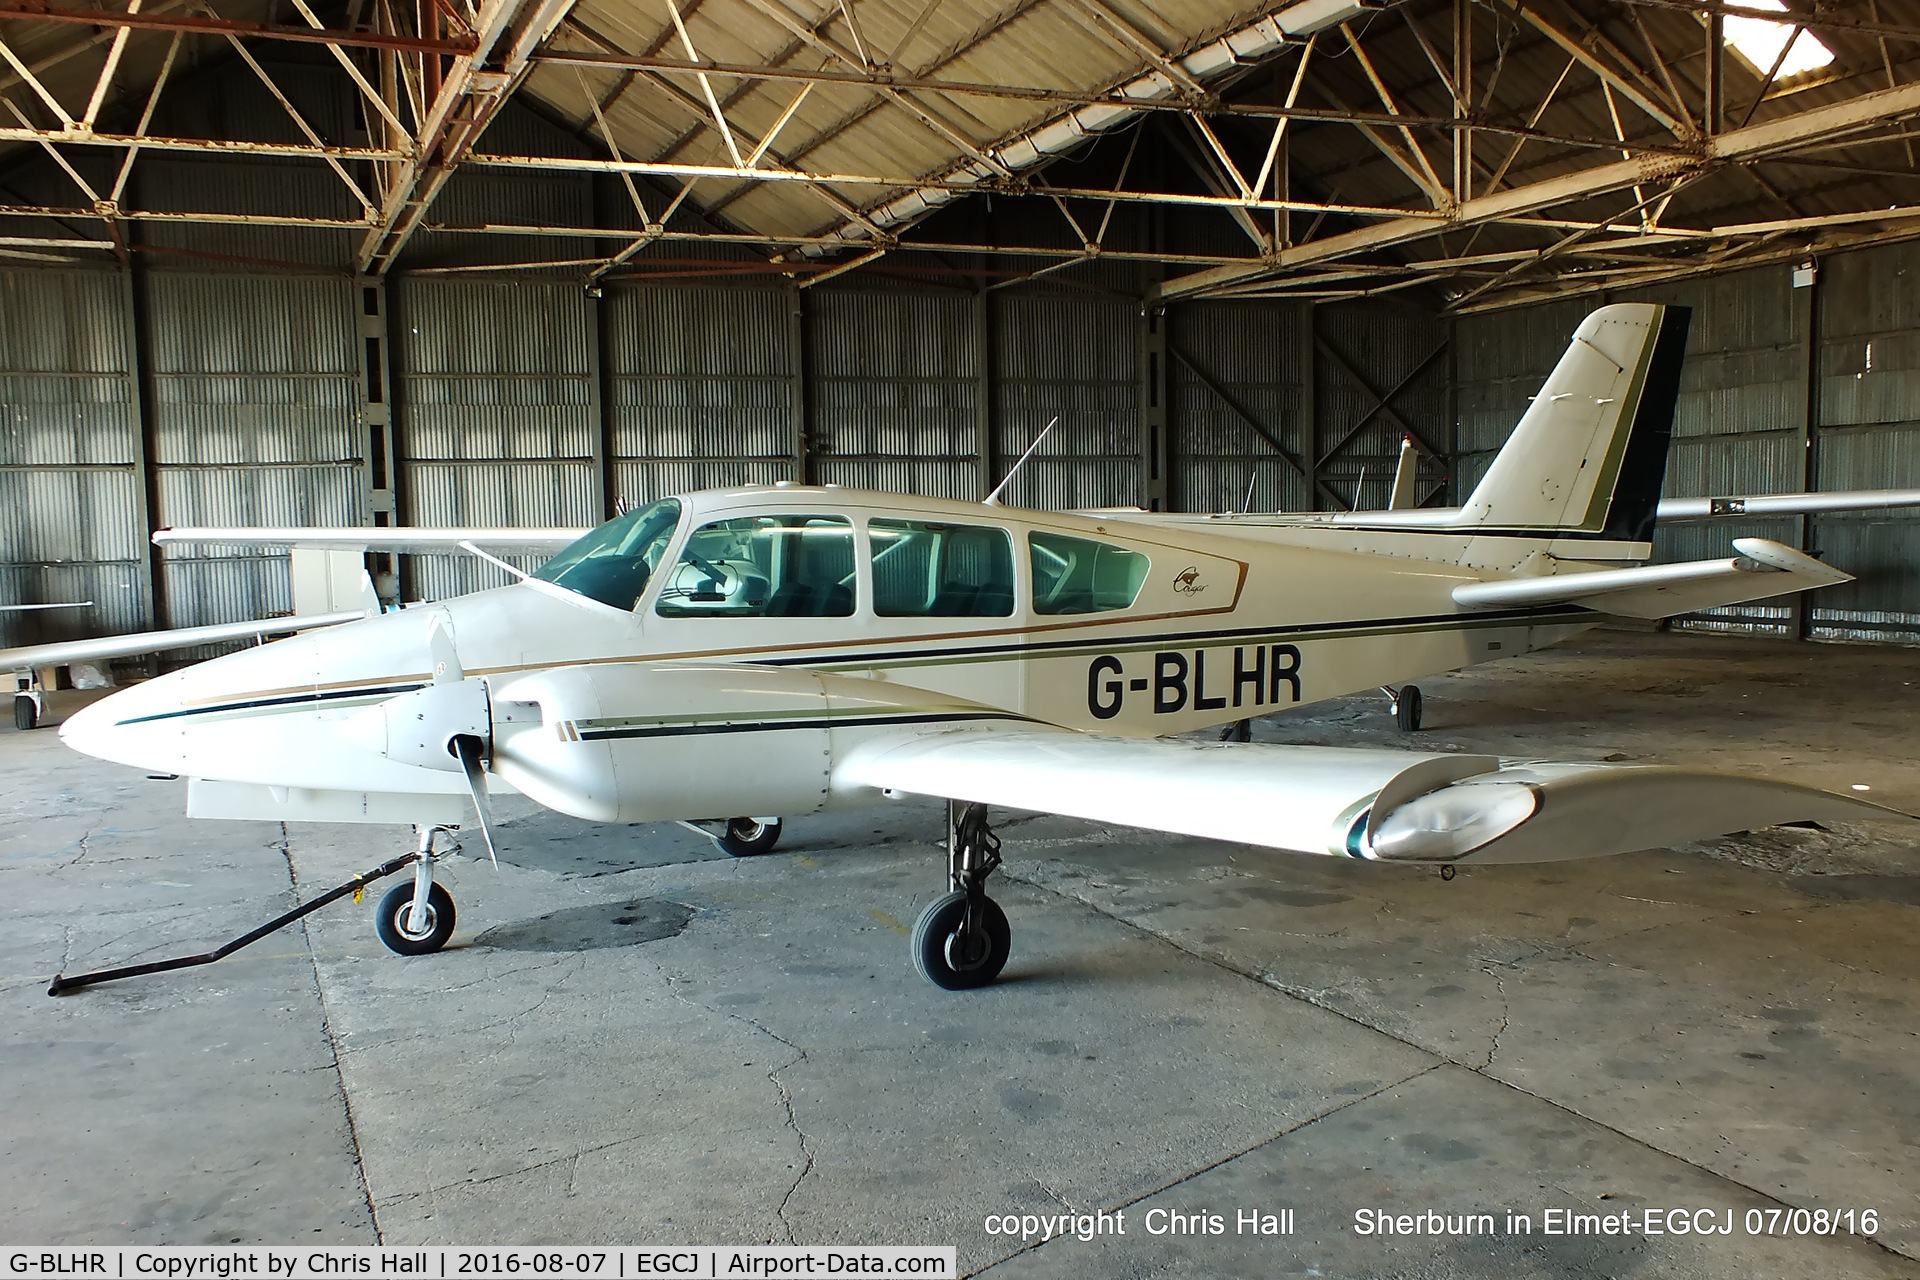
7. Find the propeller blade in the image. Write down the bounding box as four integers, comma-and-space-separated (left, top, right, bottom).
453, 734, 498, 868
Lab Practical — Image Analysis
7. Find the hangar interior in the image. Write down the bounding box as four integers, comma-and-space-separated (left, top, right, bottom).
3, 0, 1920, 650
4, 0, 1920, 1271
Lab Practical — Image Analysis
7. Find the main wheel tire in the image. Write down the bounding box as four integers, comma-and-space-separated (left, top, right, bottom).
374, 881, 456, 955
1395, 685, 1423, 732
13, 696, 35, 731
717, 817, 782, 857
911, 890, 1011, 990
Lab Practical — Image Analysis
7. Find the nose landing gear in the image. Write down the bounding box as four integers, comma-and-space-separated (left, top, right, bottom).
374, 825, 459, 956
912, 800, 1011, 990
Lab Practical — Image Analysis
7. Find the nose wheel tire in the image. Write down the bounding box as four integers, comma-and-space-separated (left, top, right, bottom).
718, 817, 783, 857
13, 696, 36, 731
375, 882, 456, 955
912, 890, 1011, 990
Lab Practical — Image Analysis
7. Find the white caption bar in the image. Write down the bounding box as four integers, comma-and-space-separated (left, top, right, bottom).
4, 1249, 957, 1280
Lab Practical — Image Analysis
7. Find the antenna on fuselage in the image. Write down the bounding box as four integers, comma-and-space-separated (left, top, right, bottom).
1241, 471, 1258, 514
984, 415, 1060, 507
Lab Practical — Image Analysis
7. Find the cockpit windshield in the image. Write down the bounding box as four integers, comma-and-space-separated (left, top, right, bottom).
532, 498, 682, 610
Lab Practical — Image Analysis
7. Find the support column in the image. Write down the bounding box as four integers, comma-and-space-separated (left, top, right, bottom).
788, 282, 813, 485
1300, 301, 1318, 510
589, 288, 616, 518
119, 262, 162, 633
1792, 257, 1821, 640
1141, 259, 1168, 512
354, 276, 400, 605
973, 287, 995, 500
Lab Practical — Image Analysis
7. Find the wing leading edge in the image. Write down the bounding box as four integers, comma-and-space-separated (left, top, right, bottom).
837, 724, 1906, 865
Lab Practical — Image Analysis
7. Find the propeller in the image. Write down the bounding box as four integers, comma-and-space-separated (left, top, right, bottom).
427, 613, 498, 868
452, 733, 498, 868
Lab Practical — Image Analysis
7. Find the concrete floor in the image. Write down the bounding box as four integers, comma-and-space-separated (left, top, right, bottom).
3, 627, 1918, 1278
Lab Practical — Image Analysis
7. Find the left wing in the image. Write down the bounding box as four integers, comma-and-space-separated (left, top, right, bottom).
153, 526, 585, 554
1, 610, 370, 674
838, 723, 1906, 865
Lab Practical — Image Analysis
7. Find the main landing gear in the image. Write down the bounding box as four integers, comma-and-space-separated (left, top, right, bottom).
1384, 684, 1423, 732
375, 825, 458, 956
912, 800, 1012, 990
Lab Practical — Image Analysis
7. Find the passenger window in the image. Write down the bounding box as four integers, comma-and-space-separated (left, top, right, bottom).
1029, 531, 1149, 614
655, 515, 855, 617
870, 519, 1015, 618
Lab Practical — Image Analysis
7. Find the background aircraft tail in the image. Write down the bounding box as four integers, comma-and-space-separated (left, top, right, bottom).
1456, 302, 1690, 543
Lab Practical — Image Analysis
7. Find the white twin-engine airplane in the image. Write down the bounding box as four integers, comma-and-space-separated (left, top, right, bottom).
52, 302, 1917, 991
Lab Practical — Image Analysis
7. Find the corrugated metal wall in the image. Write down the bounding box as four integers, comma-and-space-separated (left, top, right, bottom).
8, 238, 1920, 651
1810, 245, 1920, 644
605, 283, 796, 502
994, 293, 1140, 511
394, 277, 601, 600
148, 271, 362, 629
1314, 304, 1448, 513
1167, 300, 1307, 514
808, 288, 982, 500
0, 268, 145, 647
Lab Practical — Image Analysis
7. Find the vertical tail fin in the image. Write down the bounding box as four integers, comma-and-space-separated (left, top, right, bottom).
1458, 302, 1691, 542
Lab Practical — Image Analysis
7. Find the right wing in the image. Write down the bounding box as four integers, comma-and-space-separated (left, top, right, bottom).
837, 722, 1906, 865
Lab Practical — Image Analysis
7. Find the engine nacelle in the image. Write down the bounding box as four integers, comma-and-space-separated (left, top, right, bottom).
488, 663, 842, 823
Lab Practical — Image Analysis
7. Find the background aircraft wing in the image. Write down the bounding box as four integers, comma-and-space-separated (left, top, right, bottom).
152, 526, 587, 553
836, 723, 1906, 865
1656, 488, 1920, 519
1, 610, 369, 674
1450, 538, 1851, 618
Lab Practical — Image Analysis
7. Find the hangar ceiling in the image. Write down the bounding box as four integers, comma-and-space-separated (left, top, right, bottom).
2, 0, 1920, 309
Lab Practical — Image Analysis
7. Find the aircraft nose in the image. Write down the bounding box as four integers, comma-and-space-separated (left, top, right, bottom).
58, 674, 191, 772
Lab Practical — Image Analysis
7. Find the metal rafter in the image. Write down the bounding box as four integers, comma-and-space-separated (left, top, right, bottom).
356, 0, 579, 273
1161, 73, 1920, 301
0, 1, 477, 51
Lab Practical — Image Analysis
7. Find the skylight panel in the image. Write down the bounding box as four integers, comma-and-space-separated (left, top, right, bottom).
1724, 0, 1835, 80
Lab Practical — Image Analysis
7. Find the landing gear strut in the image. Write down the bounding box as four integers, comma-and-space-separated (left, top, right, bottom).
912, 800, 1011, 990
374, 826, 458, 956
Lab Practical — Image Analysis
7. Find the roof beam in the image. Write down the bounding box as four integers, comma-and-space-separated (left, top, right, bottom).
0, 1, 476, 53
1159, 73, 1920, 300
356, 0, 578, 273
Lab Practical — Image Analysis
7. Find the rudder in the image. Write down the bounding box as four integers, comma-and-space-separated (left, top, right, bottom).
1456, 302, 1691, 542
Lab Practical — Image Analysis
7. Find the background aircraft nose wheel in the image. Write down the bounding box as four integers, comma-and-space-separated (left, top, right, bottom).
374, 881, 456, 955
1392, 684, 1423, 732
718, 817, 783, 857
913, 800, 1009, 989
14, 694, 37, 731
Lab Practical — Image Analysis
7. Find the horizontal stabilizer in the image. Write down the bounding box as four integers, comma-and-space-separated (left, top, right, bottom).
1451, 538, 1850, 617
837, 726, 1907, 865
154, 526, 585, 554
0, 610, 366, 673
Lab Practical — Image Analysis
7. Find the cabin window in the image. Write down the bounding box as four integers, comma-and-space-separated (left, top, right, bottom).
533, 498, 682, 610
1029, 531, 1149, 614
655, 515, 856, 617
870, 519, 1015, 618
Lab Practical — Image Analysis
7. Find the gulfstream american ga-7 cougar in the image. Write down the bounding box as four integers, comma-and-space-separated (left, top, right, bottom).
50, 302, 1917, 991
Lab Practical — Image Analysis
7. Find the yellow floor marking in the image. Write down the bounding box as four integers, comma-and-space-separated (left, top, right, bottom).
795, 855, 820, 869
869, 908, 909, 935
